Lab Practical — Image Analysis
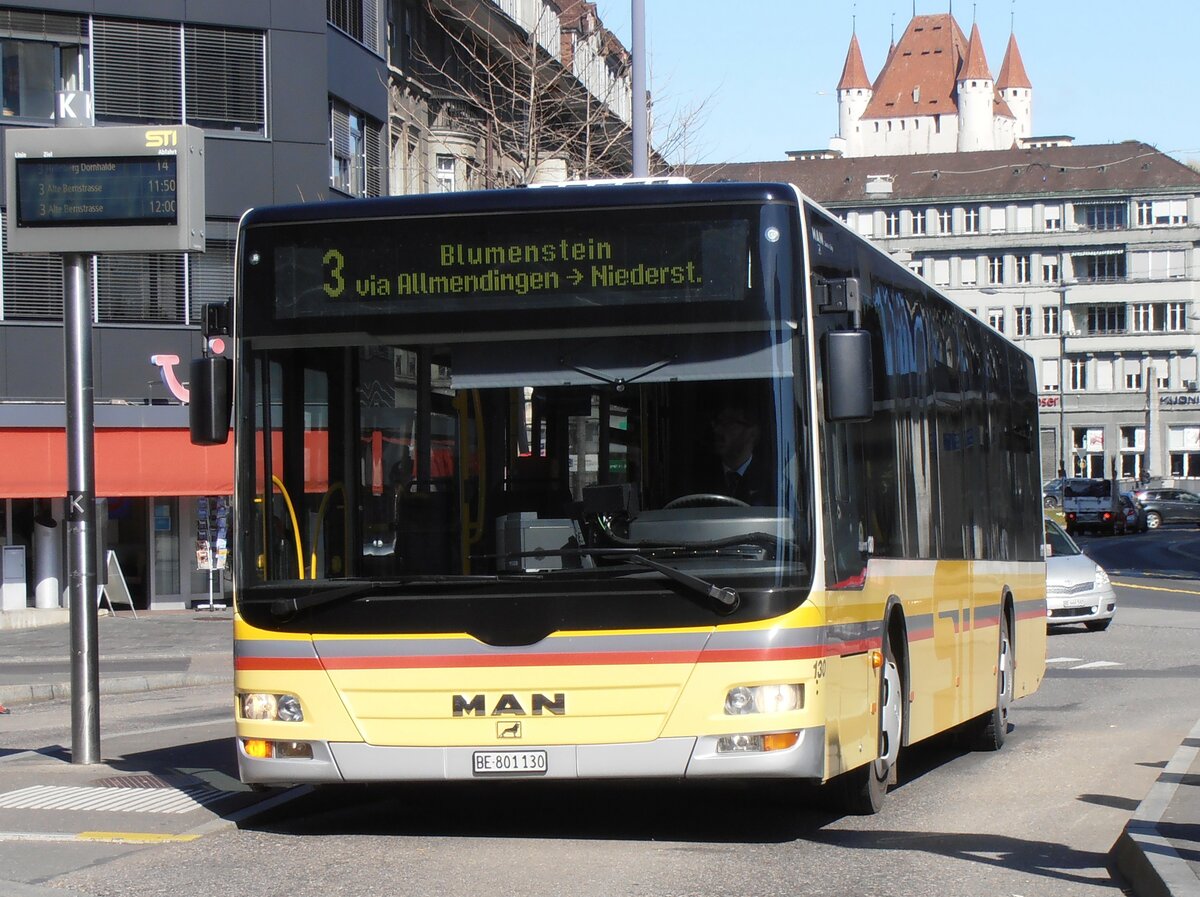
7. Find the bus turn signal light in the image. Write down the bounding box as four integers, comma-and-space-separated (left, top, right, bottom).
243, 738, 272, 759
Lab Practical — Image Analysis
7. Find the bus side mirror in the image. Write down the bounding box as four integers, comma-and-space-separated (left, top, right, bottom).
822, 329, 874, 422
189, 355, 232, 445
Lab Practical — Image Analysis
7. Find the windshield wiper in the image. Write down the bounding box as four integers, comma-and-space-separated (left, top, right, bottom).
612, 552, 740, 614
259, 576, 508, 617
485, 547, 740, 614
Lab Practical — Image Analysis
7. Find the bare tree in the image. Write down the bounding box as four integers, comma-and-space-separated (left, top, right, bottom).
398, 0, 636, 187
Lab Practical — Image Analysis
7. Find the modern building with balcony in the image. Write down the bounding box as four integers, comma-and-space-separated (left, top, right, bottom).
690, 141, 1200, 486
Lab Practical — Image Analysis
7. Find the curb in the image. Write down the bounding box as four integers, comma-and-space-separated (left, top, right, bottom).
1109, 716, 1200, 897
0, 673, 231, 708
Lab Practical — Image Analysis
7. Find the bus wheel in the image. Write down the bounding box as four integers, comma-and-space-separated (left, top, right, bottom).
836, 631, 903, 815
967, 612, 1013, 751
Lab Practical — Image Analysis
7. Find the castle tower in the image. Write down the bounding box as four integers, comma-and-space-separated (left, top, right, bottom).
956, 23, 995, 152
835, 33, 873, 157
997, 32, 1033, 142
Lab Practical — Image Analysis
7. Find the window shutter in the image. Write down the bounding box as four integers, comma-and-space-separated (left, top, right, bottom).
188, 221, 237, 324
0, 10, 86, 41
365, 119, 385, 197
0, 212, 65, 320
331, 104, 351, 156
93, 18, 182, 121
185, 26, 265, 133
96, 253, 185, 323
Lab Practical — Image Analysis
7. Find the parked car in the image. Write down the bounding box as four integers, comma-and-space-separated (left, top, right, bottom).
1044, 518, 1116, 631
1042, 478, 1064, 508
1119, 492, 1147, 533
1131, 488, 1200, 529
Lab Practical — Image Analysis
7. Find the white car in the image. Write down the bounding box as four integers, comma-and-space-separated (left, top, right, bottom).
1044, 518, 1117, 631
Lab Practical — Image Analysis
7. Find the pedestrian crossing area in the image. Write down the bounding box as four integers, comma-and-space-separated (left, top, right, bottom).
0, 782, 229, 814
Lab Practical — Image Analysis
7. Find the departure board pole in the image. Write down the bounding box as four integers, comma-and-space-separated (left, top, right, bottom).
64, 249, 100, 764
631, 0, 647, 177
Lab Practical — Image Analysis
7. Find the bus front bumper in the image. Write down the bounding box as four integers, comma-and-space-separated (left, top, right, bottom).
236, 726, 826, 784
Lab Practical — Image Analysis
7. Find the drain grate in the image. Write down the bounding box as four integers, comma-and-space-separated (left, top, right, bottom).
0, 784, 229, 814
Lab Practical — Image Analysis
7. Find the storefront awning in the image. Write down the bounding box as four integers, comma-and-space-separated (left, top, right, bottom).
0, 428, 233, 499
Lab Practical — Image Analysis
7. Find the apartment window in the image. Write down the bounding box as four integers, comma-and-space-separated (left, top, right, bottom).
1087, 304, 1126, 334
1120, 426, 1146, 479
1040, 357, 1059, 392
986, 255, 1003, 285
855, 213, 875, 237
937, 207, 952, 233
331, 100, 385, 197
1132, 303, 1157, 333
0, 12, 87, 122
1168, 302, 1188, 331
1014, 306, 1032, 337
1072, 426, 1104, 477
907, 260, 924, 278
1073, 252, 1125, 281
93, 19, 266, 135
1043, 206, 1062, 231
1068, 359, 1087, 391
329, 0, 382, 51
884, 210, 900, 237
931, 258, 950, 286
1042, 256, 1059, 283
1168, 426, 1200, 478
959, 257, 977, 286
1079, 202, 1126, 230
1014, 255, 1031, 284
1137, 198, 1188, 227
0, 210, 64, 319
963, 207, 979, 233
910, 210, 926, 235
987, 308, 1005, 333
1043, 305, 1059, 336
435, 154, 456, 192
1156, 366, 1170, 389
1125, 370, 1142, 390
988, 208, 1007, 233
1016, 207, 1033, 233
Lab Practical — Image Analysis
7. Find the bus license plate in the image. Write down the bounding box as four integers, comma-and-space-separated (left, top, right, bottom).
473, 750, 548, 776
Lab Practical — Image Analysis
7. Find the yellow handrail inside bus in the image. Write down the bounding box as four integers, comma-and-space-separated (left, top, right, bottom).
454, 389, 486, 573
310, 481, 346, 579
271, 474, 305, 580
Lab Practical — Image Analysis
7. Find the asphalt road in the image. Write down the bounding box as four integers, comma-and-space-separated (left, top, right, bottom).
6, 528, 1200, 897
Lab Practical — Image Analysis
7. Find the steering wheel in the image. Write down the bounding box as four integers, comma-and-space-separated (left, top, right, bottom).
663, 493, 750, 510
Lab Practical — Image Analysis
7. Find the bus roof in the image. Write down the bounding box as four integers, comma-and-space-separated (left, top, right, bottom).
240, 181, 801, 229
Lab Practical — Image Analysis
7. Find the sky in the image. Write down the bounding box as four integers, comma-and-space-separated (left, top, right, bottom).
594, 0, 1200, 167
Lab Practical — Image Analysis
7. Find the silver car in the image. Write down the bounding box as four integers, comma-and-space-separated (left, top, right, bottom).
1044, 518, 1117, 631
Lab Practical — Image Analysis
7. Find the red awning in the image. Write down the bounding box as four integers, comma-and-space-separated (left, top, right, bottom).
0, 428, 234, 499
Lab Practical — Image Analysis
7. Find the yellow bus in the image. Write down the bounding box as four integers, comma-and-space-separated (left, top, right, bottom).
191, 180, 1046, 813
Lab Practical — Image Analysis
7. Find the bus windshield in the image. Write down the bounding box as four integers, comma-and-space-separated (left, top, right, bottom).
244, 325, 810, 621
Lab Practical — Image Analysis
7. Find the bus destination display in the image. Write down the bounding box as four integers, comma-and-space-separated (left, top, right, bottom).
15, 155, 179, 228
266, 210, 756, 319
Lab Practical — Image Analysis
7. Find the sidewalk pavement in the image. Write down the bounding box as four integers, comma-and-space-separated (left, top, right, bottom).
0, 607, 232, 708
0, 607, 1197, 896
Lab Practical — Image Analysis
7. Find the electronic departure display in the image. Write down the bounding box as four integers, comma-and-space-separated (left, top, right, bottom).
258, 206, 760, 320
14, 155, 179, 227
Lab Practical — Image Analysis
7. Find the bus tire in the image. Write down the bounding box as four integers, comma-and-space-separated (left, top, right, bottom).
834, 627, 903, 815
968, 610, 1013, 752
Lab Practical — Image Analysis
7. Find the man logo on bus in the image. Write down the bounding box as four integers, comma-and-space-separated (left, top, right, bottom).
452, 693, 566, 717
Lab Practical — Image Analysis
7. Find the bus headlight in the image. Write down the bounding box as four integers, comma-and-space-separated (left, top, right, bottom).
724, 684, 804, 715
241, 693, 304, 722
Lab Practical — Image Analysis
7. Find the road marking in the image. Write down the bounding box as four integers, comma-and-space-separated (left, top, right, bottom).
78, 831, 201, 843
0, 784, 227, 814
1046, 657, 1083, 663
1070, 661, 1123, 670
1111, 580, 1200, 596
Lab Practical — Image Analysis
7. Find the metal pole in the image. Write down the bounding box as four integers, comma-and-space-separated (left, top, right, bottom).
1058, 287, 1067, 478
64, 252, 100, 764
631, 0, 648, 176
